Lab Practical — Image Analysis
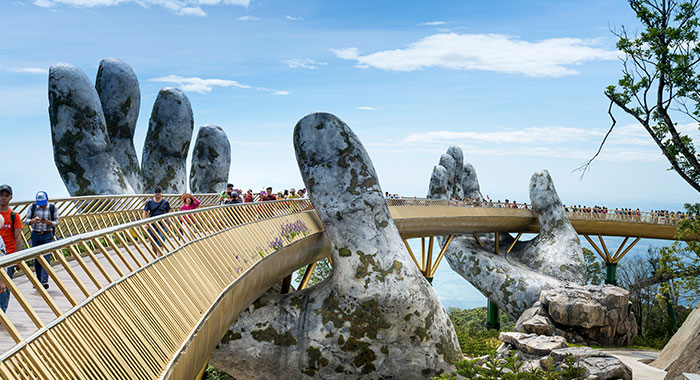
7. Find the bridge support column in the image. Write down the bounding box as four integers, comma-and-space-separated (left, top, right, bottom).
605, 262, 618, 285
486, 299, 500, 330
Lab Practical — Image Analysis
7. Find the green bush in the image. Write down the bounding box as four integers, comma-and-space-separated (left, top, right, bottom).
433, 353, 586, 380
448, 306, 514, 357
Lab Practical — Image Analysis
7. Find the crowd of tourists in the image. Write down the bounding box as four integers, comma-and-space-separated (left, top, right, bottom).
219, 184, 307, 205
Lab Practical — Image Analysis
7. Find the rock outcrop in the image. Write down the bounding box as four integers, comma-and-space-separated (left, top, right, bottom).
516, 284, 637, 346
210, 112, 461, 380
95, 58, 142, 192
652, 301, 700, 380
141, 87, 194, 193
49, 63, 135, 195
496, 332, 632, 380
189, 124, 231, 193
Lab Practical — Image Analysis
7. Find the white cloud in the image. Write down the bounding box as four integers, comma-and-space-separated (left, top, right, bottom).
283, 58, 327, 70
32, 0, 250, 16
401, 126, 604, 145
8, 67, 48, 74
149, 74, 288, 95
235, 15, 259, 21
385, 123, 690, 163
333, 33, 619, 77
420, 21, 446, 26
356, 106, 378, 111
285, 15, 302, 20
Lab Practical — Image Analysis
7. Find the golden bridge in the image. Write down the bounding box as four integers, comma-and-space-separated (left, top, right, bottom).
0, 194, 691, 379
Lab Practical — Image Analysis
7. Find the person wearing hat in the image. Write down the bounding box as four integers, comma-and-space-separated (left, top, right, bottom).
180, 193, 200, 211
24, 190, 60, 289
287, 188, 301, 199
142, 186, 171, 255
0, 184, 23, 312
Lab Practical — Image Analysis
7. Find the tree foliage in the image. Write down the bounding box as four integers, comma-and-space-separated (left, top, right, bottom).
581, 0, 700, 192
583, 247, 605, 285
293, 258, 332, 287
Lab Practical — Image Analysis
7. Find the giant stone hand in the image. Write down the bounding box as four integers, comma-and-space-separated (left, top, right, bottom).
209, 113, 461, 380
49, 59, 231, 195
428, 146, 586, 318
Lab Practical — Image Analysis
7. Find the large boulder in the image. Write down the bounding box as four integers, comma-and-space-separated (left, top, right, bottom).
210, 112, 461, 379
496, 334, 632, 379
141, 87, 194, 193
95, 57, 142, 192
652, 301, 700, 379
516, 284, 637, 346
189, 124, 231, 193
49, 63, 134, 195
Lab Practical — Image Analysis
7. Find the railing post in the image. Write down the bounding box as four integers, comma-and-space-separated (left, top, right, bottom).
605, 262, 617, 285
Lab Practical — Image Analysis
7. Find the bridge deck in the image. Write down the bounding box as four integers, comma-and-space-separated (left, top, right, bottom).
0, 199, 691, 379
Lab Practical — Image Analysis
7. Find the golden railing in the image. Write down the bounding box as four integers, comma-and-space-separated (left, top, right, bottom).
385, 198, 692, 226
0, 197, 694, 378
9, 194, 221, 249
0, 199, 319, 379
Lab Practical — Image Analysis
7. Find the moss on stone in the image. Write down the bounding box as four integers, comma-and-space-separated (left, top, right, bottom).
251, 326, 298, 347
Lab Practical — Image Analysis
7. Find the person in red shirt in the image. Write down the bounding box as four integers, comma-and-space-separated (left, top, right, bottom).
0, 184, 23, 313
265, 187, 276, 201
243, 189, 253, 203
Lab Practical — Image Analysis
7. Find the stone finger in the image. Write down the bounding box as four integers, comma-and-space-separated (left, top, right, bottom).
141, 87, 194, 193
189, 124, 231, 193
49, 63, 134, 195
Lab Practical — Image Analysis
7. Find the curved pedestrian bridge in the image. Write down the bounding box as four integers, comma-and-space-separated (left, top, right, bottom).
0, 197, 693, 378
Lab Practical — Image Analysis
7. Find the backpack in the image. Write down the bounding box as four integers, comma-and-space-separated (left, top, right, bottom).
9, 211, 16, 235
29, 203, 56, 223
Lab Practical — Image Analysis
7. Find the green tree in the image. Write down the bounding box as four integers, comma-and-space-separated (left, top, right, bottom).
583, 247, 605, 285
580, 0, 700, 192
294, 258, 332, 287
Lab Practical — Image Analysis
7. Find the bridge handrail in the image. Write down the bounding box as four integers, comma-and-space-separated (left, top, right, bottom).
385, 198, 693, 226
0, 198, 312, 267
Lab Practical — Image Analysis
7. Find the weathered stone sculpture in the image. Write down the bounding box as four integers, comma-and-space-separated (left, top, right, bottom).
190, 124, 231, 193
446, 146, 464, 200
210, 112, 461, 379
50, 59, 231, 196
141, 88, 194, 193
428, 150, 585, 317
95, 58, 142, 192
428, 146, 637, 346
49, 63, 135, 195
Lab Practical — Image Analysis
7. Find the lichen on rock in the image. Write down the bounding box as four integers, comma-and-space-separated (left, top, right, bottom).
210, 112, 460, 379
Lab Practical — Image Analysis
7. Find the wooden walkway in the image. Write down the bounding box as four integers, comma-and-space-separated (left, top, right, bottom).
1, 243, 147, 354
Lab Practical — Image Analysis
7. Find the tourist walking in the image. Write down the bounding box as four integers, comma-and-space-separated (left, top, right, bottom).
143, 186, 171, 256
0, 184, 22, 312
24, 191, 59, 289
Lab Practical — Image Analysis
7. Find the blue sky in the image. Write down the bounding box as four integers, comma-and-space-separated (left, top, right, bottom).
1, 0, 698, 213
